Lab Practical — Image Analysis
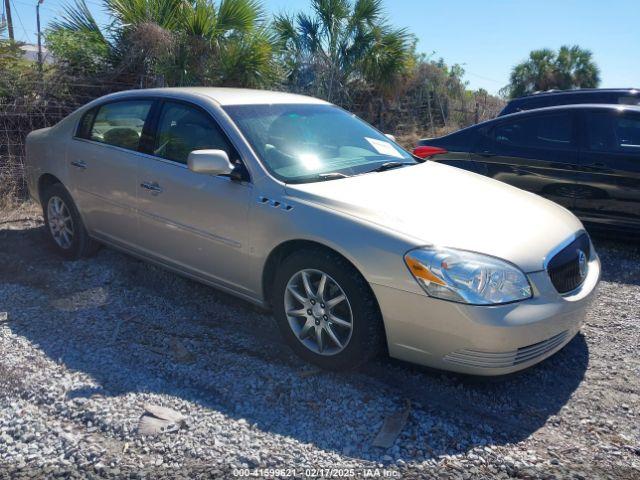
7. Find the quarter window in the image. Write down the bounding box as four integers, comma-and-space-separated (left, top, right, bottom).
88, 100, 153, 151
153, 102, 235, 164
493, 113, 573, 150
586, 111, 640, 152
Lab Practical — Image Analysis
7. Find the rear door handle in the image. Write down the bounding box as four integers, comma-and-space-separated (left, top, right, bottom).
478, 150, 495, 158
140, 181, 163, 194
70, 160, 87, 169
585, 162, 607, 169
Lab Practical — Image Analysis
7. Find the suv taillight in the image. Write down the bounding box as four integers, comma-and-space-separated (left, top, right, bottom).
413, 146, 448, 159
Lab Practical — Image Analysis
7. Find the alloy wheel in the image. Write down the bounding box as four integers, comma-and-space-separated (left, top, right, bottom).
284, 269, 354, 356
47, 196, 74, 249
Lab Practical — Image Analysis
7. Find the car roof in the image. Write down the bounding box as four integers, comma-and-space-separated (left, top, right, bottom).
97, 87, 330, 106
513, 88, 639, 100
497, 102, 640, 118
424, 103, 640, 140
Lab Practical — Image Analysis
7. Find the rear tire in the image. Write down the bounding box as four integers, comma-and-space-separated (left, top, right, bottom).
41, 183, 99, 260
273, 248, 384, 370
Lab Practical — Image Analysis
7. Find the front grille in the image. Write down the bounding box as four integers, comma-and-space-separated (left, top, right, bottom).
547, 234, 590, 294
443, 331, 569, 369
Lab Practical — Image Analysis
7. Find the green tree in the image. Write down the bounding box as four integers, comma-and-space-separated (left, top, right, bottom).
274, 0, 413, 103
506, 45, 600, 98
45, 29, 110, 77
45, 0, 280, 87
0, 27, 37, 99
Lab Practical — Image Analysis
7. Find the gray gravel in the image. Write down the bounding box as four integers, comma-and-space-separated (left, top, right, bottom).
1, 202, 639, 479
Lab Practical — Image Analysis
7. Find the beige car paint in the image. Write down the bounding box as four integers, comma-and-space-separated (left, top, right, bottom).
25, 87, 600, 375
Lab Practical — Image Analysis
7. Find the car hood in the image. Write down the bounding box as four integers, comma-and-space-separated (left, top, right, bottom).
285, 161, 584, 273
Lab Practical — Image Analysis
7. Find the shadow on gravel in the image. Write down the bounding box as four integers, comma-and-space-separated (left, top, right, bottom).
3, 225, 595, 463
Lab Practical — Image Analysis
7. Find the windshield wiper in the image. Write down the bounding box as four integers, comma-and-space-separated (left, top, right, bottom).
367, 161, 414, 173
317, 172, 351, 180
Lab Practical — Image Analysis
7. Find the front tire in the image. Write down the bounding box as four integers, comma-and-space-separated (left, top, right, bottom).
41, 183, 99, 260
273, 248, 384, 370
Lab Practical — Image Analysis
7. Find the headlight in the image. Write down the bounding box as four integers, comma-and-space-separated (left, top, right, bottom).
404, 247, 532, 305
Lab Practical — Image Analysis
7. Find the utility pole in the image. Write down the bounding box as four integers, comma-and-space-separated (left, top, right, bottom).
36, 0, 44, 72
3, 0, 14, 40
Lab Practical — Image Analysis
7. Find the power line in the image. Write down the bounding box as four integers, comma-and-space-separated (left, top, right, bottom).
9, 0, 105, 21
12, 0, 62, 13
37, 0, 105, 9
464, 71, 505, 85
10, 0, 31, 43
8, 0, 108, 44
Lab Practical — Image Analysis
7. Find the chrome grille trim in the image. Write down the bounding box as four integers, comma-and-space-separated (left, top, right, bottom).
546, 233, 591, 294
443, 331, 569, 369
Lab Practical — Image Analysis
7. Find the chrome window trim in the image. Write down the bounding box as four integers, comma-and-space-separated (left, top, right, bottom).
72, 94, 255, 184
72, 136, 187, 168
71, 135, 251, 186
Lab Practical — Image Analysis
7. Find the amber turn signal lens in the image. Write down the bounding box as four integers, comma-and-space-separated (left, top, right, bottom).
405, 255, 446, 286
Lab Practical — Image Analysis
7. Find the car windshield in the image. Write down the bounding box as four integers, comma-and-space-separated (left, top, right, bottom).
223, 104, 416, 183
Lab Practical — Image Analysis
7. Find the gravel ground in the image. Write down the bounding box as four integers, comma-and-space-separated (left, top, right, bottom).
0, 202, 639, 479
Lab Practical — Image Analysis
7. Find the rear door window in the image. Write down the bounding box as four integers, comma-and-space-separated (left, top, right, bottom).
89, 100, 153, 151
493, 112, 574, 151
586, 111, 640, 152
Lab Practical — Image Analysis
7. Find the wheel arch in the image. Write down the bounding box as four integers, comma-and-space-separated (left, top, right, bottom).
261, 239, 380, 311
37, 174, 89, 233
37, 173, 64, 205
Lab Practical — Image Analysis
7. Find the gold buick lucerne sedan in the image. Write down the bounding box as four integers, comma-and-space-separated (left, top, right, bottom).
25, 88, 601, 375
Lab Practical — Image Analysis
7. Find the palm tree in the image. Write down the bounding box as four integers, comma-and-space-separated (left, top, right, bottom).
47, 0, 279, 87
506, 45, 600, 98
274, 0, 413, 104
555, 45, 600, 90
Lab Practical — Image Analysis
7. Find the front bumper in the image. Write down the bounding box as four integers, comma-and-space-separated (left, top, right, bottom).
372, 253, 600, 375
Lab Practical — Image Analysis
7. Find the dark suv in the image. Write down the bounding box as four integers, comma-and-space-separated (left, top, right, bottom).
414, 104, 640, 233
499, 88, 640, 116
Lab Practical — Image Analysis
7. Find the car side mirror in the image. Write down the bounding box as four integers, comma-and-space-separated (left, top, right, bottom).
385, 133, 396, 142
187, 149, 233, 176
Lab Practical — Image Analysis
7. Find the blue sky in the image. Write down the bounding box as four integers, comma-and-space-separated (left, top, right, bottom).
5, 0, 639, 93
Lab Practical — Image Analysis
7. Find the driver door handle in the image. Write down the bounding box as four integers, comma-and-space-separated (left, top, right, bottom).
140, 181, 163, 194
70, 160, 87, 169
